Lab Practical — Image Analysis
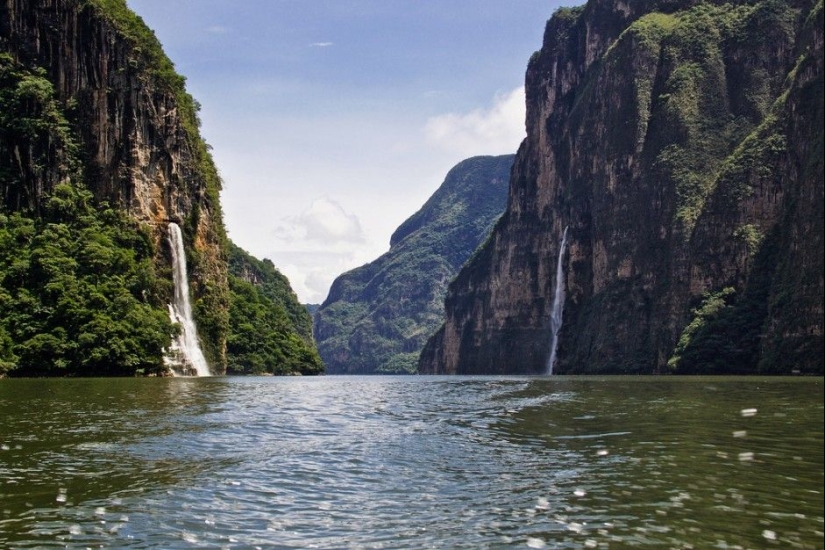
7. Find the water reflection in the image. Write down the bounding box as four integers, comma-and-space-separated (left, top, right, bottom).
0, 376, 822, 548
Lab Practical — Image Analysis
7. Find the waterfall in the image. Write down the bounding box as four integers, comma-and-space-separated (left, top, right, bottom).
166, 222, 211, 376
547, 226, 570, 375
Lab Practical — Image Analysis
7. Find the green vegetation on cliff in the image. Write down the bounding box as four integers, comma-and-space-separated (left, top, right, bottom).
630, 2, 799, 233
0, 185, 174, 377
671, 0, 824, 375
315, 155, 512, 374
0, 55, 175, 376
84, 0, 230, 369
577, 0, 822, 374
227, 243, 322, 375
0, 54, 75, 212
421, 0, 822, 376
2, 4, 316, 377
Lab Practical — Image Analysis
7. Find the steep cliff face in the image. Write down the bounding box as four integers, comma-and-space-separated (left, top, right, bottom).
0, 0, 229, 370
315, 155, 512, 374
420, 0, 823, 375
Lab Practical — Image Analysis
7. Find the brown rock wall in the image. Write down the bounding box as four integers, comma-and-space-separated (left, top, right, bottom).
420, 0, 823, 375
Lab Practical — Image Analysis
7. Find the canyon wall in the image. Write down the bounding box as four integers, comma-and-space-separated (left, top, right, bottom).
1, 0, 229, 369
420, 0, 823, 375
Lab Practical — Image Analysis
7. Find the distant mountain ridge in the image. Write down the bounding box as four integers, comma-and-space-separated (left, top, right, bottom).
314, 155, 513, 374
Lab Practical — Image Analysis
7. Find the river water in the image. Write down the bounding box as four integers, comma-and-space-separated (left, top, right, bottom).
0, 376, 822, 549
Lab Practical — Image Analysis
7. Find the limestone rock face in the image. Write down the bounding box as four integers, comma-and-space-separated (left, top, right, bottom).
315, 155, 513, 374
1, 0, 229, 369
420, 0, 823, 375
4, 1, 194, 221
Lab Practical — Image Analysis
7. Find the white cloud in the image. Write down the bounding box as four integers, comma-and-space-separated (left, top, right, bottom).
424, 86, 526, 157
296, 197, 365, 244
280, 262, 335, 305
267, 197, 366, 250
205, 25, 229, 34
213, 111, 447, 304
281, 262, 345, 305
274, 248, 378, 304
310, 41, 334, 47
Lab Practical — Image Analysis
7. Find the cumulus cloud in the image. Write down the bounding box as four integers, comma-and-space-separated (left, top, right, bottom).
281, 261, 344, 305
263, 197, 377, 302
424, 86, 526, 157
272, 197, 365, 250
299, 197, 365, 243
274, 249, 377, 304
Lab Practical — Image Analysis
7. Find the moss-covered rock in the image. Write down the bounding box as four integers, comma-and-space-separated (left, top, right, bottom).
421, 0, 823, 376
1, 0, 230, 372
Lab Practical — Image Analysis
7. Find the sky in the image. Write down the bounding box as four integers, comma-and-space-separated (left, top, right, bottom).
127, 0, 573, 303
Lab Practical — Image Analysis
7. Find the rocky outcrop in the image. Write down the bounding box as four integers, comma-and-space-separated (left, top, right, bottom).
420, 0, 823, 375
316, 155, 512, 374
0, 0, 229, 369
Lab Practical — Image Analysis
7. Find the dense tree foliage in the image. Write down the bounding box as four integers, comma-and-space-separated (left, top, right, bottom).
0, 184, 174, 376
0, 53, 76, 212
1, 5, 325, 377
1, 37, 321, 378
226, 243, 323, 375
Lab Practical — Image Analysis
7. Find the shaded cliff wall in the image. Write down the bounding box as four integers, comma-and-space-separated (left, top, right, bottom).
0, 0, 229, 370
681, 1, 824, 374
420, 0, 823, 375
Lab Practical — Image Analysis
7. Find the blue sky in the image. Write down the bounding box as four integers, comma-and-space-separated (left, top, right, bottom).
127, 0, 574, 303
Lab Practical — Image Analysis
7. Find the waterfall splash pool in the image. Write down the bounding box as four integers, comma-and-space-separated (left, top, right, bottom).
0, 376, 822, 548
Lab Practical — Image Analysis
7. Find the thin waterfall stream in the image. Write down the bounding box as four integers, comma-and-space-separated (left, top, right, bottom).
547, 226, 569, 375
166, 222, 211, 376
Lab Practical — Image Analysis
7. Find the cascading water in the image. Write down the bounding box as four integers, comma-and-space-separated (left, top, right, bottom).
547, 226, 570, 375
166, 222, 211, 376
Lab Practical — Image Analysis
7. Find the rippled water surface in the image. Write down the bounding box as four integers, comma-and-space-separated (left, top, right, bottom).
0, 376, 822, 548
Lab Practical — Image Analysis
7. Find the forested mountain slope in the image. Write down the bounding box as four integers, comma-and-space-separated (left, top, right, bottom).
315, 155, 513, 374
227, 243, 323, 375
0, 0, 320, 376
